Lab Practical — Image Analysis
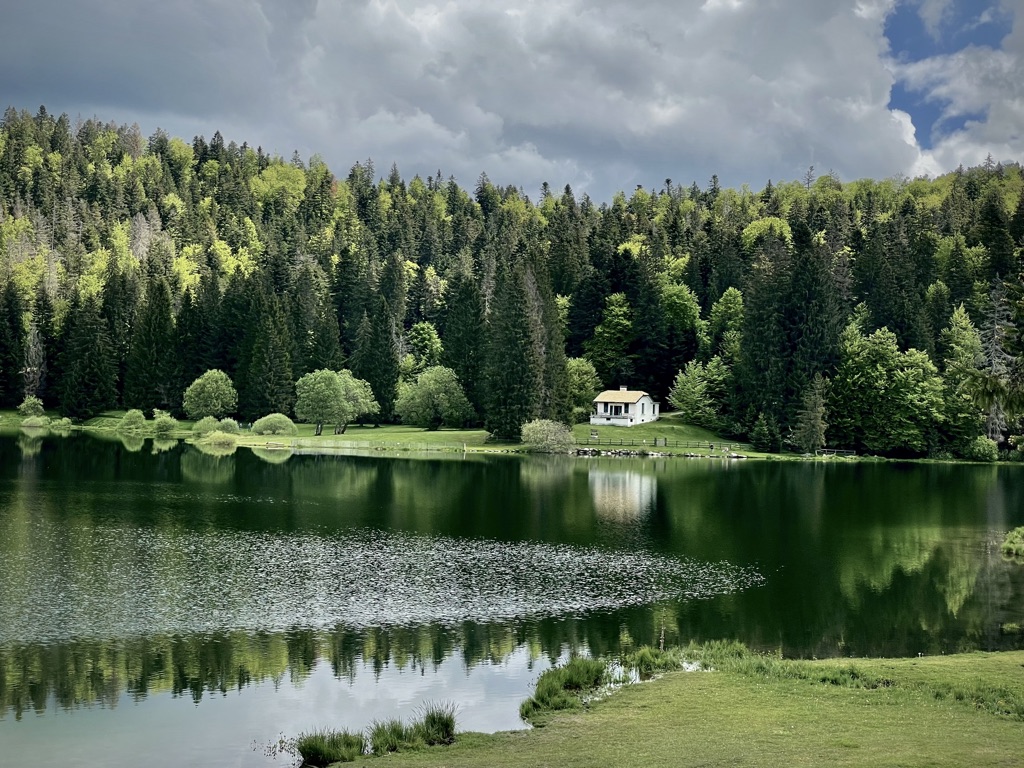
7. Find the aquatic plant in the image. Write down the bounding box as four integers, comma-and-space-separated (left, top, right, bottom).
368, 718, 421, 755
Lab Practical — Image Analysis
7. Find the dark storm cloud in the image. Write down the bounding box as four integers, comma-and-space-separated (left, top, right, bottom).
1, 0, 1020, 199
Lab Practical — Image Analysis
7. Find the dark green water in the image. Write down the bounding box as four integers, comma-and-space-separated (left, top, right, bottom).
1, 432, 1022, 767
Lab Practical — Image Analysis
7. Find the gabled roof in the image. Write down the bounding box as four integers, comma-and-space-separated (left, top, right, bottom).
593, 389, 650, 404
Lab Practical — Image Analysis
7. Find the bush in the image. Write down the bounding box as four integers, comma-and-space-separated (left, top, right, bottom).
1002, 527, 1024, 560
252, 413, 298, 436
153, 414, 178, 438
50, 416, 73, 430
294, 728, 365, 766
192, 415, 221, 438
964, 435, 999, 463
20, 415, 50, 429
201, 431, 238, 448
217, 417, 240, 434
117, 409, 147, 432
183, 369, 237, 420
520, 419, 575, 453
18, 396, 45, 418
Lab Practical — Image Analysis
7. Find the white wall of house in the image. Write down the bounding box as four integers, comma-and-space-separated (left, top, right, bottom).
590, 389, 660, 427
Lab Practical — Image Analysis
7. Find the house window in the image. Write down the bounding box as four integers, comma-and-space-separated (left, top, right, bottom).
641, 402, 645, 415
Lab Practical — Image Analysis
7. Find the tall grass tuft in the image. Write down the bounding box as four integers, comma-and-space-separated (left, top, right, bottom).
415, 701, 458, 746
369, 718, 421, 755
294, 727, 365, 766
520, 656, 608, 723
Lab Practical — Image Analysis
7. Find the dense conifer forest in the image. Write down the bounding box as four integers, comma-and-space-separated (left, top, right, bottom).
1, 105, 1023, 456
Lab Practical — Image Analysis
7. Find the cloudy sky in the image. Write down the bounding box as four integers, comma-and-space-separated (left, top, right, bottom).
1, 0, 1020, 201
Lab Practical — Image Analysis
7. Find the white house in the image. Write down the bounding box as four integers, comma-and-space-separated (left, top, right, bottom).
590, 386, 660, 427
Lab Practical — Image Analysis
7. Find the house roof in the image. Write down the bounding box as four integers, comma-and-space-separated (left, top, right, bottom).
593, 389, 650, 404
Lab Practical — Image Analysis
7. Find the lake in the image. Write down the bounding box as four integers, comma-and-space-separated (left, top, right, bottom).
1, 432, 1022, 767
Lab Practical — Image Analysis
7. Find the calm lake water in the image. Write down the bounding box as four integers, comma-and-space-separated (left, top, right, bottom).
1, 431, 1022, 767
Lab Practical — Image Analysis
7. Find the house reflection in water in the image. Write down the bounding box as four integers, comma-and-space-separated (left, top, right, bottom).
588, 469, 657, 520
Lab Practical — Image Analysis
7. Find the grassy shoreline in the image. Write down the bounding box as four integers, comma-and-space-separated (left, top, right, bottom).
340, 646, 1024, 767
3, 410, 1020, 465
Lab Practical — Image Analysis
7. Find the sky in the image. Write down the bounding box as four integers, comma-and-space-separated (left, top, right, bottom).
0, 0, 1020, 202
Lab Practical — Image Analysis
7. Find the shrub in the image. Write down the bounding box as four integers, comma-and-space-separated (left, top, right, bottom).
521, 419, 575, 453
18, 396, 45, 418
117, 409, 147, 432
252, 413, 298, 436
50, 417, 72, 430
192, 415, 220, 438
153, 414, 178, 438
217, 417, 240, 434
964, 435, 999, 463
20, 415, 50, 429
202, 431, 238, 448
183, 369, 237, 420
294, 728, 365, 766
1002, 527, 1024, 560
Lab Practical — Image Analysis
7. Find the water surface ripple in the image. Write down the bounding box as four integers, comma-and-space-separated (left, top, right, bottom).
0, 520, 764, 646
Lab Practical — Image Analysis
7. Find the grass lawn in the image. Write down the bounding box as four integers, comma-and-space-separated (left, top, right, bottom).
7, 408, 749, 457
348, 651, 1024, 767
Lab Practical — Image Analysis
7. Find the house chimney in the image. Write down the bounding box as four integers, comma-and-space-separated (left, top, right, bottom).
619, 385, 627, 391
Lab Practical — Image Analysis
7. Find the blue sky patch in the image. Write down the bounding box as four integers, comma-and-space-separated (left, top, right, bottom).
885, 0, 1012, 148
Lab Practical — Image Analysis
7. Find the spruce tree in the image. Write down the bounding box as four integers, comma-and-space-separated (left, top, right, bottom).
57, 294, 117, 420
484, 259, 541, 439
440, 266, 485, 416
0, 281, 25, 407
791, 374, 828, 453
238, 291, 295, 421
123, 274, 176, 411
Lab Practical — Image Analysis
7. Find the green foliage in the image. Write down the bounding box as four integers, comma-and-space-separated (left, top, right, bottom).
116, 409, 146, 432
394, 366, 474, 430
416, 701, 458, 746
294, 727, 365, 766
183, 370, 238, 420
668, 361, 717, 429
217, 418, 240, 435
369, 719, 421, 756
521, 419, 576, 453
566, 357, 601, 422
584, 292, 634, 388
791, 373, 828, 453
251, 412, 298, 436
750, 411, 781, 453
17, 395, 44, 418
964, 435, 999, 462
20, 415, 50, 429
192, 415, 221, 438
519, 656, 608, 724
153, 413, 178, 437
1002, 527, 1024, 560
828, 323, 944, 455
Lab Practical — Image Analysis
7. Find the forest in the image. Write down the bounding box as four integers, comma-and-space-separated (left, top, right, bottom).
0, 105, 1023, 457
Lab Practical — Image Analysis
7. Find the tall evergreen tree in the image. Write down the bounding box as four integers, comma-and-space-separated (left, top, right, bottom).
123, 274, 176, 411
57, 294, 117, 419
0, 281, 25, 407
